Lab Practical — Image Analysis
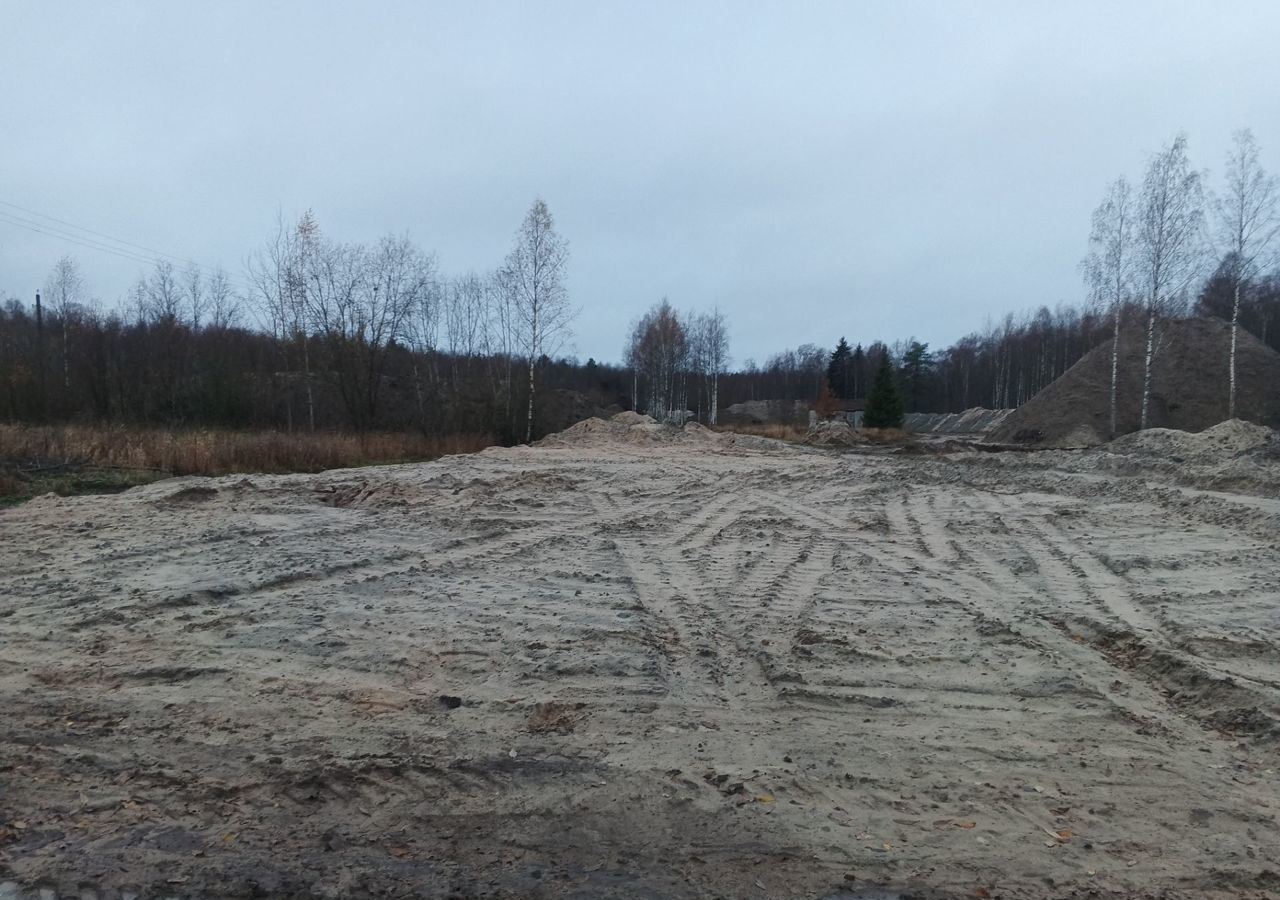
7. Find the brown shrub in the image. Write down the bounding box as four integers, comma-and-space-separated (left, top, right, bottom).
814, 384, 840, 419
0, 424, 494, 500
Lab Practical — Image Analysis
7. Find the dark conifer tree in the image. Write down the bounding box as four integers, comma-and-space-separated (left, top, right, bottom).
850, 343, 866, 398
826, 337, 853, 398
863, 353, 904, 428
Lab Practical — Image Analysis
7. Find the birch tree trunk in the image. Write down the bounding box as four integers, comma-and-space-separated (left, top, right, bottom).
710, 372, 718, 425
1109, 306, 1121, 438
1229, 281, 1240, 419
1215, 130, 1277, 421
302, 334, 316, 431
525, 319, 538, 444
1134, 134, 1205, 430
502, 199, 572, 444
1140, 304, 1156, 430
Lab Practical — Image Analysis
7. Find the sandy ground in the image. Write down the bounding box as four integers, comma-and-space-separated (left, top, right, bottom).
2, 430, 1280, 899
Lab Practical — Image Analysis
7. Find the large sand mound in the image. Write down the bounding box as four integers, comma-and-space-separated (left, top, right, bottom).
990, 317, 1280, 446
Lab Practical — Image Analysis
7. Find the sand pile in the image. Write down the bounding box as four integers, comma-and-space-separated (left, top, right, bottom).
611, 410, 656, 426
990, 317, 1280, 446
535, 413, 669, 446
538, 415, 640, 443
804, 420, 867, 447
905, 407, 1012, 435
1046, 423, 1107, 449
1045, 419, 1280, 497
536, 412, 784, 452
1108, 418, 1279, 462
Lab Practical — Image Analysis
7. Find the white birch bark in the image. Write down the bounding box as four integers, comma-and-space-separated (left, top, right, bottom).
1214, 130, 1278, 421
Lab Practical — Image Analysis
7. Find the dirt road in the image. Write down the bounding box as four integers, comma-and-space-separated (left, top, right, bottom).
2, 431, 1279, 898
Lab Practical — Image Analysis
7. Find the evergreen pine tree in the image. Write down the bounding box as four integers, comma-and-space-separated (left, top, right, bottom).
826, 337, 852, 398
898, 340, 934, 412
863, 353, 904, 428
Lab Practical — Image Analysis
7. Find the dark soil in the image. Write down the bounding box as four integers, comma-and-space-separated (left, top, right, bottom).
990, 316, 1280, 445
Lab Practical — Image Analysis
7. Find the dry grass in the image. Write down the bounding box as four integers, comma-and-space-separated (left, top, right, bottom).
0, 424, 494, 502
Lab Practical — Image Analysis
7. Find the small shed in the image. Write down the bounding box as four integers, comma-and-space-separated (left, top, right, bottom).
810, 399, 865, 429
831, 400, 865, 429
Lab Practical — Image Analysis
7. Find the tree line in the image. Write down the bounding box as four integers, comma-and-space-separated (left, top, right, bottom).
2, 200, 592, 442
1082, 129, 1278, 435
720, 129, 1278, 430
3, 129, 1276, 441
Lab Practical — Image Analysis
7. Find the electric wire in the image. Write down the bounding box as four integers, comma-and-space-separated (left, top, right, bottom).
0, 199, 258, 294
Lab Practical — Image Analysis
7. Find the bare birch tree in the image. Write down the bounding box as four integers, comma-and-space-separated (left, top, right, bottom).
445, 273, 488, 386
1082, 176, 1135, 437
43, 255, 83, 390
207, 267, 240, 329
347, 235, 435, 426
184, 264, 207, 330
246, 211, 320, 429
623, 315, 646, 413
1213, 128, 1278, 418
1135, 134, 1205, 430
628, 300, 688, 421
144, 260, 183, 323
501, 199, 572, 442
700, 307, 729, 424
688, 307, 730, 424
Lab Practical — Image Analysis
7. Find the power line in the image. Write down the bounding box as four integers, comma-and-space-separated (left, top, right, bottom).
0, 199, 257, 293
0, 211, 167, 268
0, 210, 254, 296
0, 198, 240, 276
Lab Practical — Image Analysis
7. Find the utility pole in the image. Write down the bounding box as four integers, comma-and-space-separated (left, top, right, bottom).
35, 290, 46, 419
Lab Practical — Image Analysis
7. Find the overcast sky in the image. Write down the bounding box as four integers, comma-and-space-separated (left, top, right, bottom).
2, 1, 1278, 364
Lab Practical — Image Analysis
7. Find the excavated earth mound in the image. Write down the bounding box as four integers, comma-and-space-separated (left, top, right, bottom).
804, 420, 868, 447
536, 412, 786, 452
1109, 418, 1279, 461
905, 407, 1012, 435
990, 317, 1280, 446
982, 419, 1280, 498
1090, 419, 1280, 496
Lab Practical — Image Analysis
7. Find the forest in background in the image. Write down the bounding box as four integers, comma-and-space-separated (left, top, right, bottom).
2, 131, 1278, 445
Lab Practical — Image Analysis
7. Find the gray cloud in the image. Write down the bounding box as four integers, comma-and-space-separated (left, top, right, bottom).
3, 0, 1278, 363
